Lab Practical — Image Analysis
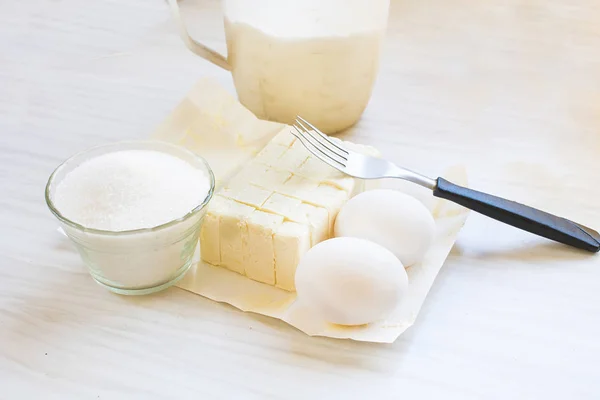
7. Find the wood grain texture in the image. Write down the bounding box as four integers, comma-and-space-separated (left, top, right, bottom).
1, 0, 599, 398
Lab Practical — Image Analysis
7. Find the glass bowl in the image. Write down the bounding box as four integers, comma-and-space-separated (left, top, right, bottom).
45, 141, 215, 295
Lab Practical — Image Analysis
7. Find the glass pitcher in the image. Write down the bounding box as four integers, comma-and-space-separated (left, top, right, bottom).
168, 0, 390, 134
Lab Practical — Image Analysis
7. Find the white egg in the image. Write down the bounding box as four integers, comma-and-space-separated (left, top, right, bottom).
334, 189, 436, 266
295, 237, 408, 326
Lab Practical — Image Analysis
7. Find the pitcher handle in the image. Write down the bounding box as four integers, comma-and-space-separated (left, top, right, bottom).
167, 0, 231, 71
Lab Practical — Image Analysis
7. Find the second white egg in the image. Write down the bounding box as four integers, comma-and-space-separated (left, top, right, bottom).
334, 189, 436, 266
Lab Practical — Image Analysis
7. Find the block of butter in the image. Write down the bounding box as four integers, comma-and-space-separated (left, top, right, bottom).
200, 129, 378, 291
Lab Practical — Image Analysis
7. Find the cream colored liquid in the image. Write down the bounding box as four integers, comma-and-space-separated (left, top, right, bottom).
223, 0, 387, 133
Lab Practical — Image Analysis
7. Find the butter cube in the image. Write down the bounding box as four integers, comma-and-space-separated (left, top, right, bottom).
271, 129, 296, 147
295, 156, 338, 179
227, 163, 291, 191
277, 175, 319, 200
274, 145, 310, 172
310, 184, 349, 215
253, 168, 292, 191
274, 222, 311, 291
298, 203, 329, 246
200, 197, 226, 266
262, 193, 307, 223
209, 196, 255, 274
220, 183, 272, 208
225, 163, 270, 188
244, 211, 284, 285
296, 157, 355, 193
278, 177, 346, 230
254, 142, 288, 166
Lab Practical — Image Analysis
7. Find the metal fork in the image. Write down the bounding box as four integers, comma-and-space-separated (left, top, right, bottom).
291, 116, 599, 253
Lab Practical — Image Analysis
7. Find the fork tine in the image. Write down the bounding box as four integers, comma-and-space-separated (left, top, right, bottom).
291, 125, 346, 169
293, 122, 348, 166
295, 117, 348, 161
296, 116, 349, 155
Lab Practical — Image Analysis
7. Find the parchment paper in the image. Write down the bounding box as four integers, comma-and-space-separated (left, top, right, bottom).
155, 79, 469, 343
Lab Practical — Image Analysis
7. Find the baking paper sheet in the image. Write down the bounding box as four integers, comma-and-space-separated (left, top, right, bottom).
152, 78, 286, 187
156, 79, 469, 343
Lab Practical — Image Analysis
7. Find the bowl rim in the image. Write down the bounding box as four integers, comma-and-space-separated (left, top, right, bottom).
45, 140, 215, 236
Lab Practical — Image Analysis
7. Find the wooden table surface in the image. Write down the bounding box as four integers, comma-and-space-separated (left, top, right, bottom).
1, 0, 599, 398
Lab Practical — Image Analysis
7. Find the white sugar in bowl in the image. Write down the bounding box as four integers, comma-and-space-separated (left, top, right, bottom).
46, 141, 215, 295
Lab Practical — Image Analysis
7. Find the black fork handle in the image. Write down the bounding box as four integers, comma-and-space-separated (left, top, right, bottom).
433, 178, 600, 253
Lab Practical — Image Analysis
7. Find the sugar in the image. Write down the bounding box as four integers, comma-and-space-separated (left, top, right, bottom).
53, 150, 210, 231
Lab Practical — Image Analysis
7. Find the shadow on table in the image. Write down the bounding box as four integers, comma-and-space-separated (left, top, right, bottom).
450, 239, 594, 265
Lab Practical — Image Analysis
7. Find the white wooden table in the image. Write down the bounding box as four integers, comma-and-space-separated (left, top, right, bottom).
1, 1, 599, 398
